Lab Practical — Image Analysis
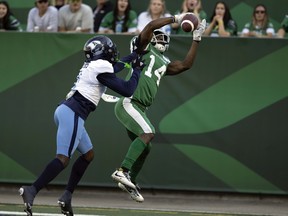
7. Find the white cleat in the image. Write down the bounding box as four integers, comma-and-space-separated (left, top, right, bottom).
111, 169, 136, 189
118, 182, 144, 203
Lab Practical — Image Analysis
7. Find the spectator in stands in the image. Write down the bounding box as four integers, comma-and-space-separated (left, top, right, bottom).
241, 4, 275, 38
58, 0, 94, 33
203, 1, 237, 37
93, 0, 113, 33
27, 0, 58, 32
0, 1, 22, 31
172, 0, 207, 35
98, 0, 137, 34
51, 0, 68, 10
277, 14, 287, 38
137, 0, 172, 35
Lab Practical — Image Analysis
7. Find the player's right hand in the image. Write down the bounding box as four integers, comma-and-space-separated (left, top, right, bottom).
174, 12, 195, 24
193, 19, 206, 42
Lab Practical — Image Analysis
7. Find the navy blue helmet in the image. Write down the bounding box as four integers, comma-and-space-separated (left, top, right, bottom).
83, 35, 119, 64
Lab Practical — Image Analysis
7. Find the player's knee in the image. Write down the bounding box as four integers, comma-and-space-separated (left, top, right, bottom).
140, 133, 154, 144
56, 154, 70, 168
83, 149, 94, 162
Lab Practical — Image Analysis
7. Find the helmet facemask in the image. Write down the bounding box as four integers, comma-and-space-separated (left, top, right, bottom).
151, 30, 170, 53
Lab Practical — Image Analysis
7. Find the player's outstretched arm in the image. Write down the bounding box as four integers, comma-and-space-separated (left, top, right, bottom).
97, 54, 146, 97
135, 17, 174, 53
166, 19, 206, 76
135, 14, 191, 54
113, 52, 137, 73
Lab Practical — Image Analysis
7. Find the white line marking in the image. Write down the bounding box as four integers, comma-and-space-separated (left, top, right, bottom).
0, 211, 105, 216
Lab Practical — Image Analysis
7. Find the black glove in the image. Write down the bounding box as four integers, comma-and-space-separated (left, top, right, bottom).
131, 35, 149, 55
131, 36, 141, 54
132, 53, 147, 70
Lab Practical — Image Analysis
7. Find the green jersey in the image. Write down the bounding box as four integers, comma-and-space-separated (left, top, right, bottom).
280, 15, 288, 32
0, 14, 22, 31
99, 10, 137, 33
127, 44, 170, 108
243, 21, 274, 36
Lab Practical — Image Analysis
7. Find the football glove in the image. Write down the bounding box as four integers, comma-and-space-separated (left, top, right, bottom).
193, 19, 206, 42
132, 53, 147, 71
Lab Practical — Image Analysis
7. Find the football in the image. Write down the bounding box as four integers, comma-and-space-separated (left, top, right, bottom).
181, 13, 199, 32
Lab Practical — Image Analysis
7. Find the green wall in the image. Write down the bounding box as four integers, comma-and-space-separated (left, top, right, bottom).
0, 32, 288, 195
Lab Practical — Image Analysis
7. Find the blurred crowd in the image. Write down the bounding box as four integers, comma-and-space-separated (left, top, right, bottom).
0, 0, 287, 38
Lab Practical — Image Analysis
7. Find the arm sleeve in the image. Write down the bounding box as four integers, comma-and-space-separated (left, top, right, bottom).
49, 7, 58, 32
137, 12, 148, 32
97, 69, 141, 97
26, 10, 34, 32
58, 10, 64, 29
281, 15, 288, 32
113, 52, 137, 73
81, 5, 94, 32
99, 13, 111, 29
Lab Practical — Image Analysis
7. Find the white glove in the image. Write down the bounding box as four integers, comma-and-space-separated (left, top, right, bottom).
193, 19, 206, 42
174, 12, 195, 24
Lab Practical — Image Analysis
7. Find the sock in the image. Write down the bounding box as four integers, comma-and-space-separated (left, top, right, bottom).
121, 137, 147, 171
65, 156, 90, 193
33, 158, 64, 192
130, 142, 152, 183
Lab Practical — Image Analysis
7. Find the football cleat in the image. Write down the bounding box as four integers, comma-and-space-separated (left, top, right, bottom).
111, 169, 136, 189
118, 182, 144, 202
58, 190, 74, 216
19, 186, 37, 216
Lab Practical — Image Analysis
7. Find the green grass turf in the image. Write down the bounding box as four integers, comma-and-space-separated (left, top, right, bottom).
0, 204, 258, 216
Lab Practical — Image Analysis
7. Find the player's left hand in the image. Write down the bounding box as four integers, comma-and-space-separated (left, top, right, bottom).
193, 19, 206, 42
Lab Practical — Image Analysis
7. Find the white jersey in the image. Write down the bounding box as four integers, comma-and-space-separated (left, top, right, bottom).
69, 59, 114, 106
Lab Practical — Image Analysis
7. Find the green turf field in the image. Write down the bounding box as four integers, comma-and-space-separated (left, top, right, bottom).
0, 204, 258, 216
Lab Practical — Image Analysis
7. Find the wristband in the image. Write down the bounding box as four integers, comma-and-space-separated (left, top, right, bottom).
171, 16, 176, 23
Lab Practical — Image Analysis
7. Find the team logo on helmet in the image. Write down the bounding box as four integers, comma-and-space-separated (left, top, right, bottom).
83, 36, 118, 64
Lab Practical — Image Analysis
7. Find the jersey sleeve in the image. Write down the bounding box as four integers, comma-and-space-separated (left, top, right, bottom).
97, 68, 141, 97
281, 15, 288, 32
127, 10, 138, 33
26, 9, 34, 32
99, 12, 113, 30
48, 6, 58, 32
92, 60, 114, 75
81, 5, 94, 32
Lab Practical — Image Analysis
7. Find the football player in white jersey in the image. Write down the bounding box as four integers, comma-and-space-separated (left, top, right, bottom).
19, 35, 145, 216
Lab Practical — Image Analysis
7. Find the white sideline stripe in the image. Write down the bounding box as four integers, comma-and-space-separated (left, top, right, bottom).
0, 211, 104, 216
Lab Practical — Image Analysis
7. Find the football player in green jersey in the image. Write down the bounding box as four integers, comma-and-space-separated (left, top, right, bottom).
111, 14, 206, 202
